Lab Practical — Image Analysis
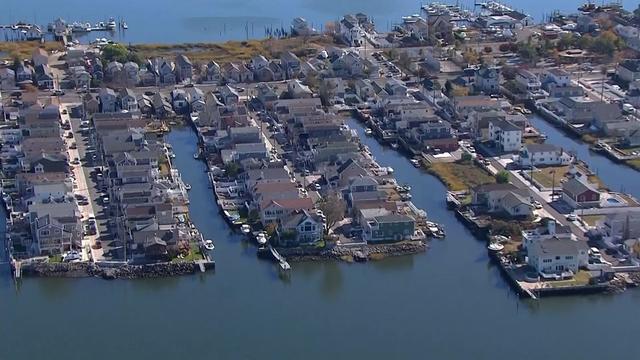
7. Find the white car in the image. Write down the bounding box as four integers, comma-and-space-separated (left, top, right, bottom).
533, 201, 543, 209
566, 213, 577, 221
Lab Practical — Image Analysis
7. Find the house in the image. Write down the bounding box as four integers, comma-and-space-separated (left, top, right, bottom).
474, 66, 501, 94
426, 13, 453, 42
339, 15, 364, 47
601, 211, 640, 241
119, 88, 138, 112
256, 83, 279, 108
175, 54, 193, 83
260, 197, 314, 224
554, 97, 616, 125
98, 88, 118, 112
472, 183, 533, 217
250, 55, 270, 71
104, 61, 123, 82
186, 87, 205, 113
15, 64, 33, 84
30, 155, 68, 174
544, 68, 571, 87
72, 70, 91, 90
83, 93, 100, 115
28, 201, 81, 255
527, 237, 589, 275
0, 68, 16, 89
229, 126, 261, 144
355, 79, 375, 101
547, 84, 584, 98
221, 143, 268, 163
278, 210, 324, 246
515, 69, 542, 94
223, 62, 253, 83
280, 51, 301, 79
34, 64, 54, 89
517, 143, 573, 168
219, 85, 239, 106
287, 79, 313, 98
489, 118, 522, 152
617, 59, 640, 83
522, 220, 575, 250
32, 48, 48, 67
123, 62, 140, 85
291, 17, 316, 36
453, 96, 501, 120
562, 177, 600, 209
203, 60, 222, 84
170, 89, 189, 113
363, 214, 415, 243
253, 182, 300, 204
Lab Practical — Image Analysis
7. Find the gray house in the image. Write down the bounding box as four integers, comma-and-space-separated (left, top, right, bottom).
98, 88, 118, 112
175, 54, 193, 83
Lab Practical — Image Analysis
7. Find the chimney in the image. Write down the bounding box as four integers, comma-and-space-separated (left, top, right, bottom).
547, 219, 556, 236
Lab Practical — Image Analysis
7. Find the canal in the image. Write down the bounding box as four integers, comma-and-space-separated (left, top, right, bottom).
2, 123, 640, 359
529, 114, 640, 197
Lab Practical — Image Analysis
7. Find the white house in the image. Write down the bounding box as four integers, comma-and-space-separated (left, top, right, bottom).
474, 66, 501, 94
515, 69, 542, 93
489, 119, 522, 152
279, 210, 324, 246
527, 237, 588, 275
339, 16, 364, 47
617, 59, 640, 83
522, 220, 575, 250
544, 68, 571, 87
517, 143, 573, 168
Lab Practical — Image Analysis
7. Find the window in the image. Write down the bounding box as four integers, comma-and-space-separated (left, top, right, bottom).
565, 256, 573, 260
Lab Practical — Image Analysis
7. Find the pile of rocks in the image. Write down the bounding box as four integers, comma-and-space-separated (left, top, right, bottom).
22, 261, 199, 279
281, 240, 427, 262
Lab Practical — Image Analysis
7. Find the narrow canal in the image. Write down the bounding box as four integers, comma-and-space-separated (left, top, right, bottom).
2, 123, 640, 359
529, 114, 640, 197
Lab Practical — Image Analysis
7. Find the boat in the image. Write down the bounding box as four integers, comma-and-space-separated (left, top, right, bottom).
390, 143, 399, 149
203, 240, 215, 251
487, 243, 504, 252
190, 112, 199, 122
364, 128, 373, 136
193, 151, 201, 159
410, 158, 421, 168
106, 18, 117, 30
256, 232, 268, 245
241, 224, 251, 235
121, 21, 128, 29
184, 183, 192, 191
279, 262, 291, 271
426, 221, 445, 238
62, 250, 81, 262
401, 193, 412, 201
396, 184, 411, 193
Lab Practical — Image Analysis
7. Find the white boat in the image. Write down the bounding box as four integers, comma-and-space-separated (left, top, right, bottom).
106, 18, 117, 30
184, 183, 192, 191
410, 159, 420, 167
204, 240, 215, 251
391, 143, 399, 149
241, 224, 251, 235
279, 262, 291, 271
256, 232, 267, 245
190, 112, 199, 122
365, 128, 373, 136
62, 251, 81, 262
121, 21, 128, 29
487, 243, 504, 252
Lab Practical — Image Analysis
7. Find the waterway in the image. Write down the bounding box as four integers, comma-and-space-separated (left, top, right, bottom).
529, 114, 640, 197
0, 0, 618, 44
3, 122, 640, 359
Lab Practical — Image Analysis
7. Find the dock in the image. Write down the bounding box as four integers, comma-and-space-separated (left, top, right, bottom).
13, 260, 21, 279
266, 244, 291, 271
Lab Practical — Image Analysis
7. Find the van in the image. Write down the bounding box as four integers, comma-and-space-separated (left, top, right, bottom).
589, 247, 601, 257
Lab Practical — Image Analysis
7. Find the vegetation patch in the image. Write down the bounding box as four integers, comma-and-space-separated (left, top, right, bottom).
0, 41, 64, 60
424, 160, 495, 191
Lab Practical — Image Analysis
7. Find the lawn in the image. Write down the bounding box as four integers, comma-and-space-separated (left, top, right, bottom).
531, 165, 569, 189
581, 215, 603, 227
425, 161, 495, 191
546, 270, 592, 288
171, 242, 204, 263
626, 158, 640, 171
0, 41, 64, 60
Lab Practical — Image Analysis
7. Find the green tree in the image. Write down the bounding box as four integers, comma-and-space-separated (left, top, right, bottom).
496, 170, 510, 184
102, 43, 129, 63
460, 152, 473, 163
224, 162, 240, 177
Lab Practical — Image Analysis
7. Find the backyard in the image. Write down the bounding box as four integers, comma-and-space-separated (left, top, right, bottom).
425, 160, 495, 191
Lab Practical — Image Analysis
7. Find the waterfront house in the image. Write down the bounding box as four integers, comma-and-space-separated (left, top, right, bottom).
203, 60, 223, 84
452, 96, 501, 121
363, 214, 415, 243
617, 59, 640, 83
260, 197, 314, 224
601, 211, 640, 242
98, 88, 118, 113
119, 88, 138, 112
527, 237, 589, 275
515, 68, 542, 97
517, 143, 573, 168
28, 200, 81, 255
253, 182, 300, 205
186, 87, 205, 113
221, 143, 268, 164
522, 220, 575, 250
335, 159, 370, 188
472, 183, 533, 218
426, 14, 453, 42
547, 84, 584, 98
175, 54, 193, 83
278, 210, 324, 246
474, 66, 501, 94
32, 48, 49, 67
554, 97, 614, 125
229, 126, 261, 144
488, 118, 522, 152
34, 64, 54, 89
170, 89, 189, 113
562, 177, 601, 209
241, 167, 292, 192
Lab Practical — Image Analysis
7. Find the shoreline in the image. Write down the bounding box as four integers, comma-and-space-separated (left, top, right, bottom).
19, 260, 215, 280
278, 241, 428, 263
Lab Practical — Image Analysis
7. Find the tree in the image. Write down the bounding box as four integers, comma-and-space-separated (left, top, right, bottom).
397, 51, 411, 73
462, 49, 479, 65
316, 192, 346, 233
496, 170, 510, 184
101, 43, 130, 63
224, 162, 240, 177
460, 152, 473, 162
